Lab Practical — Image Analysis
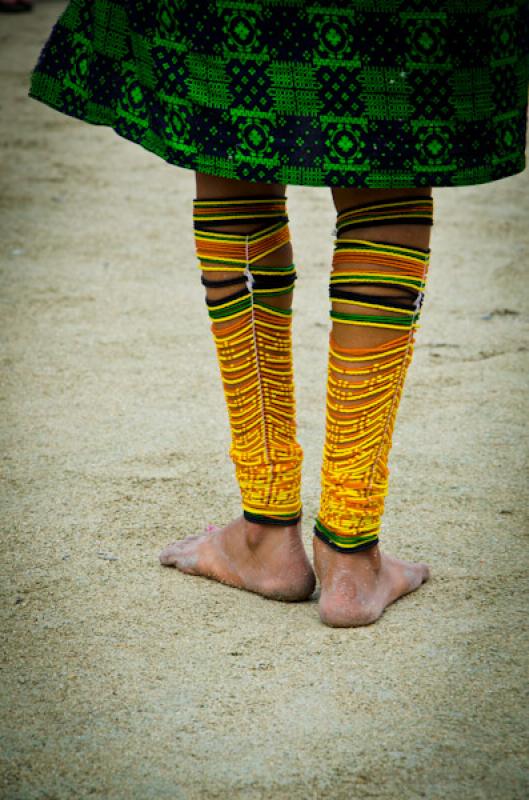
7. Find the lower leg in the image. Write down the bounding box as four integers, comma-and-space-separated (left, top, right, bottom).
159, 173, 315, 600
315, 187, 433, 626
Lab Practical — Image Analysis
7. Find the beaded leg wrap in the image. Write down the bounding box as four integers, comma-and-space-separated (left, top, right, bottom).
193, 196, 303, 526
315, 195, 434, 552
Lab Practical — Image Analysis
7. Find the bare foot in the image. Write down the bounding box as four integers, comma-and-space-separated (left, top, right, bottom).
313, 536, 430, 627
159, 515, 316, 601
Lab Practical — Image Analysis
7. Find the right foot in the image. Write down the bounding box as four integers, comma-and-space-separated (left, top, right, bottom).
159, 515, 316, 601
314, 536, 430, 627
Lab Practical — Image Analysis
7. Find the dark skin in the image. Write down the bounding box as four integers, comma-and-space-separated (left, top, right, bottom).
159, 173, 431, 625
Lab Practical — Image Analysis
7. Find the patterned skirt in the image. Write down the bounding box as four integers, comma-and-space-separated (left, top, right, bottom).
29, 0, 529, 188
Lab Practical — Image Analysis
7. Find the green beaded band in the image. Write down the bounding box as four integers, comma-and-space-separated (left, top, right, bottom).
314, 518, 379, 552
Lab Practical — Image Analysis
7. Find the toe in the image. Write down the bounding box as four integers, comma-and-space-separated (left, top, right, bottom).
419, 562, 431, 582
159, 534, 205, 564
159, 538, 202, 573
400, 560, 430, 593
159, 542, 182, 565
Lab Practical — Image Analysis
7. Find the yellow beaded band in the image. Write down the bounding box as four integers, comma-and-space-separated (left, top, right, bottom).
316, 196, 433, 552
194, 197, 303, 526
315, 332, 415, 550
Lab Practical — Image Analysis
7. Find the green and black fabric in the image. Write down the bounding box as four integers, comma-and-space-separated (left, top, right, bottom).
29, 0, 529, 188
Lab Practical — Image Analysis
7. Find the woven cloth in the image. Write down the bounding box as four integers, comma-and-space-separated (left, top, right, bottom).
29, 0, 529, 187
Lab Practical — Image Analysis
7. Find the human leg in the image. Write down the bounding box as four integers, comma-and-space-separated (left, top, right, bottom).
159, 173, 315, 601
314, 187, 434, 626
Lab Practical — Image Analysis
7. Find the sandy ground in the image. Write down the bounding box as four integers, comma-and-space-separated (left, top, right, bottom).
1, 3, 529, 799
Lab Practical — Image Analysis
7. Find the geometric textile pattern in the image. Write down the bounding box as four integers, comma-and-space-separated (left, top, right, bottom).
29, 0, 529, 188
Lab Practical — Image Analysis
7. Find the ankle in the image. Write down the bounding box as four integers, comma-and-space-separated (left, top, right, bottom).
245, 518, 301, 549
313, 535, 382, 575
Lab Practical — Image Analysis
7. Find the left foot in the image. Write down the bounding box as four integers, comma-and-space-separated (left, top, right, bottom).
159, 515, 316, 601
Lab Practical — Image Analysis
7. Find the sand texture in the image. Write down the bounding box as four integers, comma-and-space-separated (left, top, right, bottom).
1, 4, 529, 799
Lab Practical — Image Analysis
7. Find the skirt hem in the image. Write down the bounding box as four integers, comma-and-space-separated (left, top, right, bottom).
28, 89, 528, 190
